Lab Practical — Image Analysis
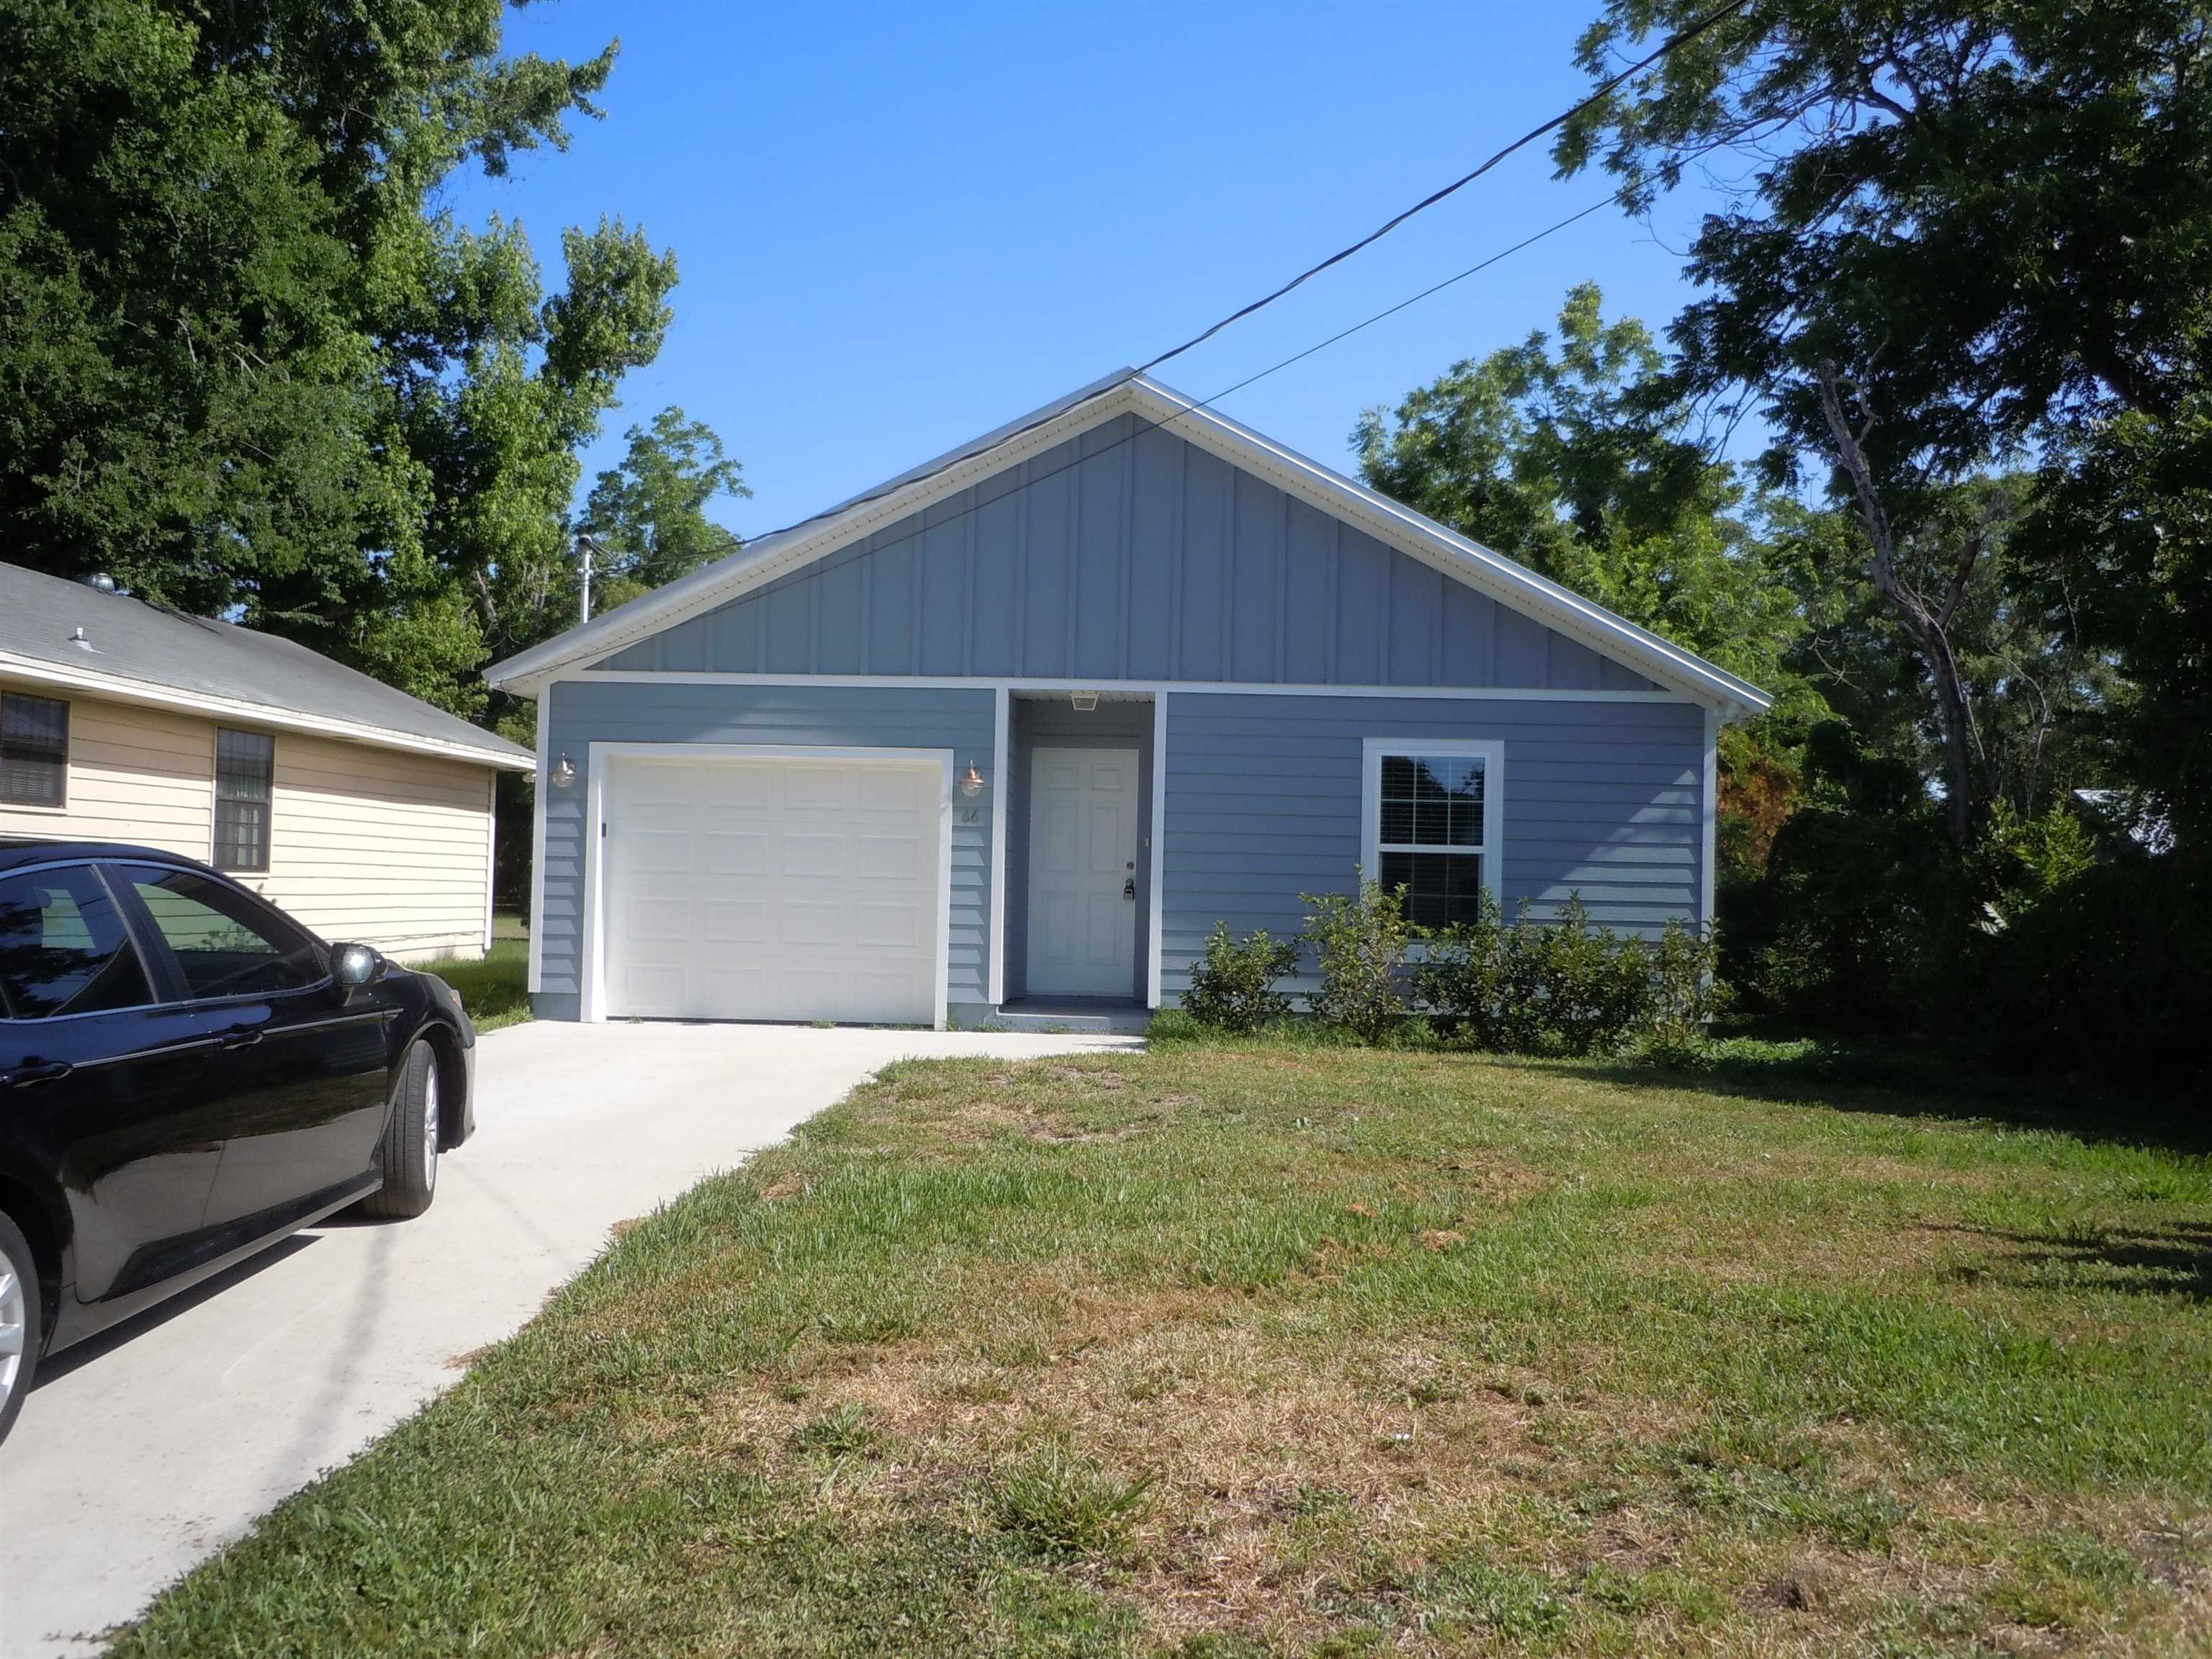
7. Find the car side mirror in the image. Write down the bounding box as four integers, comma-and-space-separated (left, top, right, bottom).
331, 943, 384, 999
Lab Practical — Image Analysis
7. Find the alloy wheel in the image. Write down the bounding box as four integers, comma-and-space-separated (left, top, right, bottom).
0, 1244, 26, 1410
421, 1065, 440, 1192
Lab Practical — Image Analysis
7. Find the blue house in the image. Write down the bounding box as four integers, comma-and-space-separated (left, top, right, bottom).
487, 372, 1768, 1028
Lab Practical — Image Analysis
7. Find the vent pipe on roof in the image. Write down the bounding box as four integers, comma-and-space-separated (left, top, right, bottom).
80, 572, 117, 594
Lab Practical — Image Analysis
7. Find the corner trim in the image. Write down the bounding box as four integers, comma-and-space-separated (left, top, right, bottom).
987, 686, 1009, 1004
1148, 693, 1166, 1008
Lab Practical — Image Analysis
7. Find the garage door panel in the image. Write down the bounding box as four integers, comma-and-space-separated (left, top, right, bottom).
603, 753, 942, 1025
855, 900, 922, 948
781, 834, 845, 878
857, 835, 921, 881
783, 768, 846, 811
703, 899, 770, 944
703, 831, 768, 876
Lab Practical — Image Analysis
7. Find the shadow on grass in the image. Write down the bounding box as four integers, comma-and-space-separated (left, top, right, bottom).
1574, 1038, 2212, 1156
1935, 1223, 2212, 1302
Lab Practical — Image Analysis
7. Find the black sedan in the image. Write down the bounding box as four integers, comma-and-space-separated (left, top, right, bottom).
0, 840, 477, 1446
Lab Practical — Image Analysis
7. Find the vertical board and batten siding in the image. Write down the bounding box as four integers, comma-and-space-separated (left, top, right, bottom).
246, 732, 493, 961
536, 679, 996, 1019
591, 416, 1661, 693
1159, 693, 1707, 1000
0, 684, 499, 963
0, 691, 215, 856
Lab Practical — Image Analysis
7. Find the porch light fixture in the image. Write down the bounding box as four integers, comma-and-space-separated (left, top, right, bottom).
549, 752, 578, 790
1069, 690, 1100, 712
958, 760, 986, 799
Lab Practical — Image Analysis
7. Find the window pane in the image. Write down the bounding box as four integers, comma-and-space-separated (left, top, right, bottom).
128, 869, 318, 999
214, 729, 274, 871
0, 867, 150, 1018
1375, 851, 1488, 930
1377, 752, 1487, 850
1, 693, 68, 807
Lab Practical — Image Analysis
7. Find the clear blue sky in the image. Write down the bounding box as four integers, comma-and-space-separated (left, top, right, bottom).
451, 1, 1722, 539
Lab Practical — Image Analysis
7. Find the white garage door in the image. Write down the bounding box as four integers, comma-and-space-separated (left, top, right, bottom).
601, 751, 943, 1025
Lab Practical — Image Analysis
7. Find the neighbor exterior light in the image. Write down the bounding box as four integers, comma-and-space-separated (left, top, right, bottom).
549, 753, 577, 790
1069, 690, 1100, 711
958, 761, 986, 799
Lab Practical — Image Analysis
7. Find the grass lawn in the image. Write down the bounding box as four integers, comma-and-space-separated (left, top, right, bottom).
415, 934, 529, 1033
117, 1041, 2211, 1656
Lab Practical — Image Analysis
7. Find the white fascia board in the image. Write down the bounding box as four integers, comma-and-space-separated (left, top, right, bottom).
0, 652, 536, 770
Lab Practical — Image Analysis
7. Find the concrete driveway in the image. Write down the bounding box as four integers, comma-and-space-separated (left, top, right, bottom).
0, 1020, 1138, 1658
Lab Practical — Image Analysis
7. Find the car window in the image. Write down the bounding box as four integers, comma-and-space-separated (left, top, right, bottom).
0, 866, 153, 1019
125, 868, 323, 999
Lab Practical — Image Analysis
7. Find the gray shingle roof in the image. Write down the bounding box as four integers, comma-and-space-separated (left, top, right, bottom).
0, 562, 531, 768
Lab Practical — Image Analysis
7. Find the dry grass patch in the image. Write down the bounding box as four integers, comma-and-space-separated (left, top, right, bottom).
116, 1041, 2212, 1658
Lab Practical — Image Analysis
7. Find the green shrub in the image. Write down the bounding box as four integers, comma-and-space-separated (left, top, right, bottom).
1650, 918, 1731, 1049
1974, 847, 2210, 1097
1409, 887, 1508, 1047
1301, 876, 1416, 1045
1182, 922, 1301, 1033
1524, 896, 1655, 1054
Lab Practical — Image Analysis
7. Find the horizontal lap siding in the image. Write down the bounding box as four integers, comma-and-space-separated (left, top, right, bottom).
593, 418, 1659, 693
540, 680, 997, 1009
0, 688, 496, 961
0, 691, 215, 855
252, 734, 495, 962
1161, 693, 1706, 999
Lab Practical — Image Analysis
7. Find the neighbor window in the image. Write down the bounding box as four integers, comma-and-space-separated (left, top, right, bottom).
1, 692, 69, 807
1362, 739, 1501, 930
213, 729, 274, 872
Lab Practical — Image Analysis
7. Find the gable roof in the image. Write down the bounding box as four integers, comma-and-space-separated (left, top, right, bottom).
0, 562, 533, 770
485, 372, 1772, 716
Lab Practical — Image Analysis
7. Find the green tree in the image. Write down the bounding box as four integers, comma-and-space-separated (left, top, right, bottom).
1555, 0, 2212, 841
0, 0, 678, 716
580, 407, 749, 615
1353, 283, 1814, 716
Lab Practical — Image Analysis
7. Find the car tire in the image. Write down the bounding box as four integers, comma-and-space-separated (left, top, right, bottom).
0, 1210, 42, 1448
359, 1039, 440, 1221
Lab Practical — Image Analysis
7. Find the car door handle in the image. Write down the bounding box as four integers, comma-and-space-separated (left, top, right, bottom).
4, 1061, 73, 1088
220, 1025, 265, 1049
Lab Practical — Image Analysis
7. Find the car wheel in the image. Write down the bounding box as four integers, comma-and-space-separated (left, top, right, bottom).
0, 1211, 42, 1448
359, 1039, 440, 1221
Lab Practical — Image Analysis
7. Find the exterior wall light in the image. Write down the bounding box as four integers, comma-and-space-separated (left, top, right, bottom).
958, 761, 986, 799
549, 753, 578, 790
1069, 690, 1100, 712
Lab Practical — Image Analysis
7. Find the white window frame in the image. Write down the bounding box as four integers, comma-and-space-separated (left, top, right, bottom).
1359, 737, 1504, 921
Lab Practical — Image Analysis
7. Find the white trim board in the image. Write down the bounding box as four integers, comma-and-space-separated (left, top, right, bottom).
561, 670, 1696, 703
0, 651, 534, 771
485, 372, 1772, 719
578, 742, 955, 1030
1148, 694, 1166, 1008
987, 686, 1009, 1004
528, 686, 550, 994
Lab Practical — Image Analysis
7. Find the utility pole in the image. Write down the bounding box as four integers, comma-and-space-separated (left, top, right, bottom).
576, 533, 606, 623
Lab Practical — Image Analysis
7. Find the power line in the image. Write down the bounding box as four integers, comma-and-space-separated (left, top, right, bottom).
1134, 0, 1753, 372
689, 1, 1748, 566
711, 193, 1614, 570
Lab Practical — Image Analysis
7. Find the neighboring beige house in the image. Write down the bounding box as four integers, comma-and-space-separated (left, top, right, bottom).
0, 562, 533, 962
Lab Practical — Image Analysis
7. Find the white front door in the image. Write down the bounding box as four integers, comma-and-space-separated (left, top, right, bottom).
1025, 746, 1139, 999
601, 752, 943, 1025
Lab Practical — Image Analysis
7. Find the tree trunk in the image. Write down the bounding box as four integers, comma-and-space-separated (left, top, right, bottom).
1815, 361, 1979, 844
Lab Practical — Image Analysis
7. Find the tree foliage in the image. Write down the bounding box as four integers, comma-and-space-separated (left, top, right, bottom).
0, 0, 681, 715
581, 407, 748, 616
1555, 0, 2212, 841
1354, 282, 1809, 706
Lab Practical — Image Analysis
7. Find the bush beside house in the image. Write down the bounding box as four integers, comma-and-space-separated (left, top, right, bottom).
1179, 873, 1725, 1063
